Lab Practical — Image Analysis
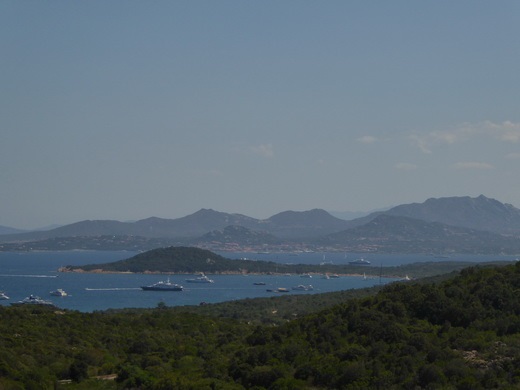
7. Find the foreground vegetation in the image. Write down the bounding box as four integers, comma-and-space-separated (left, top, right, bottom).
1, 262, 520, 389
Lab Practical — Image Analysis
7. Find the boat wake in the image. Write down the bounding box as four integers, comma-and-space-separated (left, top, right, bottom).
85, 287, 141, 291
0, 274, 58, 278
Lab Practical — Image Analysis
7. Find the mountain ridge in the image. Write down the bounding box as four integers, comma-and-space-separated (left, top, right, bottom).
1, 195, 520, 254
383, 194, 520, 235
0, 208, 351, 242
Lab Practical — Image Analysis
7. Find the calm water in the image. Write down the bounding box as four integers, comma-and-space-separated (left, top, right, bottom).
0, 251, 514, 312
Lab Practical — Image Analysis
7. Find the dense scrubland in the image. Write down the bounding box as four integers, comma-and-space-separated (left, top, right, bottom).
1, 261, 520, 389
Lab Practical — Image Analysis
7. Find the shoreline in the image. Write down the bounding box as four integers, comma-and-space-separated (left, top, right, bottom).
57, 267, 401, 279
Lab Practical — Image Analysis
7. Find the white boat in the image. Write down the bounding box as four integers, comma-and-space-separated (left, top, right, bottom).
50, 288, 68, 297
292, 284, 314, 291
141, 278, 183, 291
322, 273, 339, 279
320, 255, 333, 266
11, 295, 55, 307
300, 273, 312, 278
349, 258, 371, 265
185, 273, 214, 283
0, 291, 9, 300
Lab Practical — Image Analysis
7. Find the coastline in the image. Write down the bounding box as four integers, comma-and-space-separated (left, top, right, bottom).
57, 267, 396, 279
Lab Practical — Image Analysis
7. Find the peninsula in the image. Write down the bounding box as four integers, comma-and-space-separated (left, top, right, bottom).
59, 246, 499, 280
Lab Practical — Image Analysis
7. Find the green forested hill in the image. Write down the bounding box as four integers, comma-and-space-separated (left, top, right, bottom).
231, 263, 520, 389
70, 246, 239, 273
64, 246, 287, 274
1, 262, 520, 389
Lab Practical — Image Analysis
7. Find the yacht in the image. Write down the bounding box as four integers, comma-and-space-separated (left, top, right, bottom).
50, 288, 68, 297
348, 258, 371, 265
11, 295, 55, 307
141, 278, 183, 291
300, 273, 312, 278
185, 273, 214, 283
0, 291, 9, 300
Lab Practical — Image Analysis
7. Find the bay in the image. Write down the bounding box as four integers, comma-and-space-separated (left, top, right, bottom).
0, 250, 514, 312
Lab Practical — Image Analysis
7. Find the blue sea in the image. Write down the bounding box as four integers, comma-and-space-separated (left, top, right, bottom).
0, 251, 515, 312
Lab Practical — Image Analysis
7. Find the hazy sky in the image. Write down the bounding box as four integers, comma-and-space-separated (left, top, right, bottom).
2, 1, 520, 229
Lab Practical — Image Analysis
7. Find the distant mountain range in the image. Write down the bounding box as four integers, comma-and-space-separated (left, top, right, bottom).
1, 195, 520, 254
0, 208, 353, 241
384, 195, 520, 235
0, 224, 63, 235
0, 225, 25, 235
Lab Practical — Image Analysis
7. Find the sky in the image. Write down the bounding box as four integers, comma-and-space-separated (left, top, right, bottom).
2, 1, 520, 229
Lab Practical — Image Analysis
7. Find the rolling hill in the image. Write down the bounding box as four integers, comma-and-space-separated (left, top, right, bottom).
0, 208, 351, 242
